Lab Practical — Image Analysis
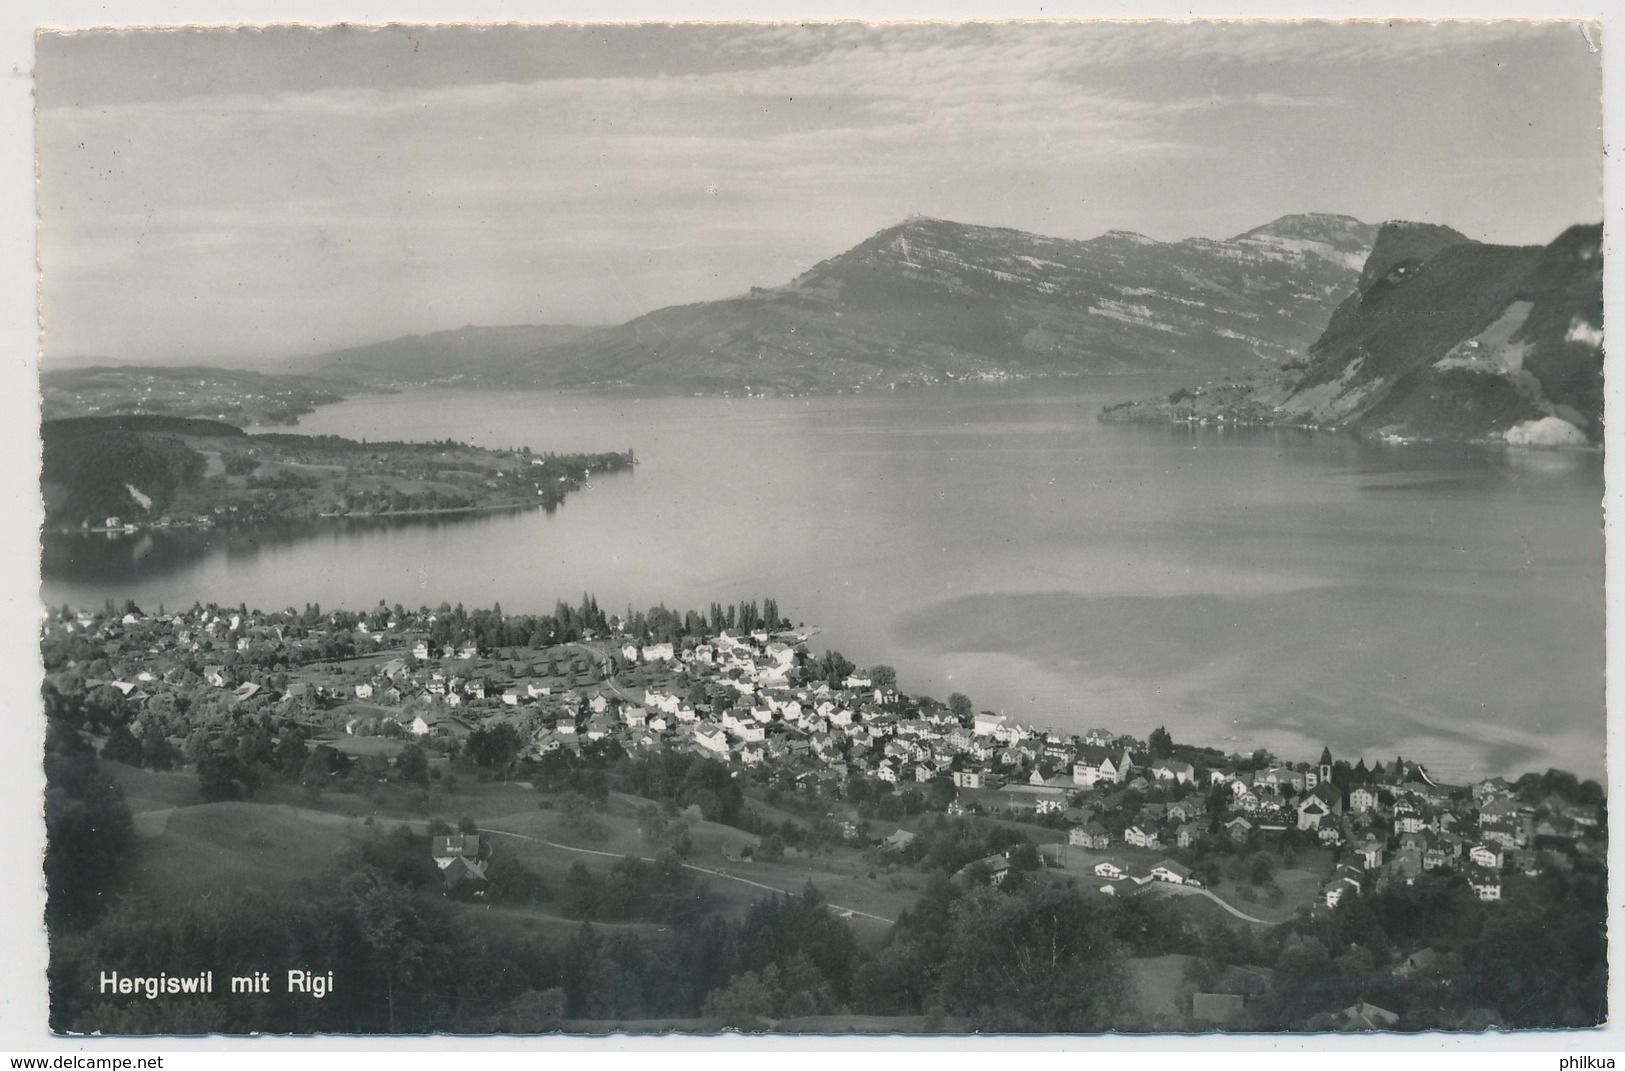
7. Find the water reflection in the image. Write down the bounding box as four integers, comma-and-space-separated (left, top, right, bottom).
41, 496, 601, 586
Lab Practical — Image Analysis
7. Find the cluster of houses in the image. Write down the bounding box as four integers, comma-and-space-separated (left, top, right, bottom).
45, 603, 1605, 913
1056, 745, 1601, 906
49, 603, 398, 687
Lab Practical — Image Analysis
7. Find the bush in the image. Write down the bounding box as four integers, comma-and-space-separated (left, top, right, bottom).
497, 987, 566, 1033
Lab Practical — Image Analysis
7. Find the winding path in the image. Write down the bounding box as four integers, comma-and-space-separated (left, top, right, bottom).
1148, 881, 1271, 924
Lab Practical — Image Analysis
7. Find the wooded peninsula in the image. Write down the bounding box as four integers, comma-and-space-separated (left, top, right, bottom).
40, 415, 634, 532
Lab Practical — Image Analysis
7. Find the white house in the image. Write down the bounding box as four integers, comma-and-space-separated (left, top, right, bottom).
973, 712, 1007, 737
1150, 860, 1193, 885
694, 728, 729, 756
1093, 859, 1127, 880
1125, 825, 1160, 849
1469, 869, 1502, 901
1150, 759, 1195, 784
1073, 745, 1134, 787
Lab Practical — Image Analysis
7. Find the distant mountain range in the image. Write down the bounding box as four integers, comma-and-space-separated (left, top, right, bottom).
297, 324, 598, 384
396, 213, 1378, 394
179, 213, 1362, 397
47, 210, 1600, 446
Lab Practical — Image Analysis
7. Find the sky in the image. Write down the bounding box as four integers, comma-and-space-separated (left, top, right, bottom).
34, 20, 1605, 362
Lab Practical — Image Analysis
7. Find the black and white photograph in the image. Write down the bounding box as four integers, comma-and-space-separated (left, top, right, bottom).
17, 13, 1611, 1042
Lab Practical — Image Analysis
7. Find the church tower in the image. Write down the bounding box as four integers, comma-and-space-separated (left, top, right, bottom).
1318, 746, 1334, 786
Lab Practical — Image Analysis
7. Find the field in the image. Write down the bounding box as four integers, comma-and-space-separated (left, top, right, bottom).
461, 793, 914, 938
106, 758, 919, 943
106, 762, 204, 811
124, 799, 365, 901
318, 732, 409, 759
104, 743, 1337, 949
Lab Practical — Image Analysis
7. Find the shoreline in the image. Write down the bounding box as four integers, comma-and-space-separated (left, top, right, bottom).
44, 499, 566, 537
37, 597, 1599, 790
1099, 401, 1605, 454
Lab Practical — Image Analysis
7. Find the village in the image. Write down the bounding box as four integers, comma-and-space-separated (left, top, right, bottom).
42, 596, 1606, 931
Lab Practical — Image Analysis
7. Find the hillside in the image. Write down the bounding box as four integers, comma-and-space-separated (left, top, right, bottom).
459, 213, 1376, 394
1280, 221, 1604, 444
299, 324, 598, 386
1101, 221, 1604, 447
40, 365, 348, 426
39, 415, 239, 526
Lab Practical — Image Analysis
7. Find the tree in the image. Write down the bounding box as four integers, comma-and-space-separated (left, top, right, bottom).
1148, 726, 1174, 760
45, 720, 134, 930
273, 728, 307, 774
197, 751, 251, 802
465, 723, 524, 772
484, 845, 547, 906
1265, 933, 1336, 1026
702, 969, 777, 1028
870, 665, 897, 691
339, 867, 436, 1033
937, 883, 1130, 1031
562, 862, 599, 920
395, 743, 430, 785
756, 833, 786, 862
100, 723, 143, 767
948, 693, 974, 722
140, 722, 179, 771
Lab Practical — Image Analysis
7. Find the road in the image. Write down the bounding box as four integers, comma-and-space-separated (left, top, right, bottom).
565, 641, 634, 702
477, 824, 896, 925
1149, 882, 1271, 924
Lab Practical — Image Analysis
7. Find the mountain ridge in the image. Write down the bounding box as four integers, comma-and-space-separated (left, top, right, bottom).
1100, 220, 1604, 447
44, 213, 1381, 399
454, 212, 1379, 394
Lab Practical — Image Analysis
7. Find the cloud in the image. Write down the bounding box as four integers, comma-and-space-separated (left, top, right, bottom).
35, 21, 1601, 359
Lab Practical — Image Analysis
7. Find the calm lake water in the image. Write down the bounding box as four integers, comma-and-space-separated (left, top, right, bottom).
42, 379, 1606, 783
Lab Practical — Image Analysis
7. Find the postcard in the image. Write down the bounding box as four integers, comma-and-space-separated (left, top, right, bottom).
11, 11, 1613, 1048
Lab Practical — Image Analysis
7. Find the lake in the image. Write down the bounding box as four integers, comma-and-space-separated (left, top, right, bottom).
41, 378, 1606, 783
